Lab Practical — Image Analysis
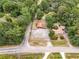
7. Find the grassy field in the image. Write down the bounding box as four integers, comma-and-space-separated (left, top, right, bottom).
0, 53, 44, 59
66, 53, 79, 59
47, 53, 62, 59
20, 53, 44, 59
51, 40, 69, 47
0, 54, 17, 59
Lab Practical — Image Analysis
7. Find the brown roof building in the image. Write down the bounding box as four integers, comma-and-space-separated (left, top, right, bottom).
36, 20, 44, 28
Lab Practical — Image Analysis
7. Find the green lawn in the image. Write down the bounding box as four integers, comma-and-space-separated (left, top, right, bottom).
47, 53, 62, 59
0, 53, 44, 59
0, 54, 17, 59
20, 53, 44, 59
51, 40, 69, 47
66, 53, 79, 59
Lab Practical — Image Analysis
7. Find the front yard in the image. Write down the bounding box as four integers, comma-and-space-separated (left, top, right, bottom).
51, 40, 69, 47
29, 37, 47, 46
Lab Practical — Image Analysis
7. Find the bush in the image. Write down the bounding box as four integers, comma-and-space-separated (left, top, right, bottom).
49, 31, 58, 40
46, 14, 56, 29
5, 15, 12, 22
60, 35, 65, 40
70, 36, 79, 46
11, 10, 21, 17
37, 9, 44, 20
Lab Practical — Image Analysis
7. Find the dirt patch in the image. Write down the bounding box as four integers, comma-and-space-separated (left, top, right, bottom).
29, 37, 47, 46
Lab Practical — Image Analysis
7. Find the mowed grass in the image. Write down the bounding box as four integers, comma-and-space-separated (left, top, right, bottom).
66, 53, 79, 59
51, 40, 69, 47
0, 54, 17, 59
47, 53, 62, 59
0, 53, 44, 59
20, 53, 44, 59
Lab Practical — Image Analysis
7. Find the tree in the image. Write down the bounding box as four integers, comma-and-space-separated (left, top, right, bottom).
0, 0, 37, 46
25, 0, 34, 7
46, 14, 56, 29
57, 6, 68, 14
38, 0, 49, 12
3, 1, 21, 17
29, 3, 37, 19
5, 26, 23, 45
21, 7, 31, 24
67, 25, 79, 46
37, 9, 44, 20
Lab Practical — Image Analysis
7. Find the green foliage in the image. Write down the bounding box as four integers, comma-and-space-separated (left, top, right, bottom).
2, 0, 21, 17
0, 54, 44, 59
37, 9, 44, 20
0, 0, 37, 46
0, 55, 17, 59
30, 3, 37, 17
49, 31, 58, 40
0, 0, 79, 46
46, 14, 56, 29
42, 0, 79, 46
38, 0, 50, 13
5, 26, 23, 45
5, 15, 12, 22
0, 12, 4, 17
67, 26, 79, 46
3, 1, 20, 12
47, 53, 62, 59
60, 35, 65, 39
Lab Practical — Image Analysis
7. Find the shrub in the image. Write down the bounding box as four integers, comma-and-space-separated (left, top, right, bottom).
60, 35, 65, 40
37, 9, 44, 20
5, 15, 12, 22
49, 31, 58, 40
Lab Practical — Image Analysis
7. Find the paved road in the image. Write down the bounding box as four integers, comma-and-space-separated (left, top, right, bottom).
0, 46, 79, 54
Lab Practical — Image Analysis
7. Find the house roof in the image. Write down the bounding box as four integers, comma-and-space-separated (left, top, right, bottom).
36, 20, 44, 28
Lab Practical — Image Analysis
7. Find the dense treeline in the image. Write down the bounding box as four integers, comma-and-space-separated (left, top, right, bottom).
0, 0, 37, 46
38, 0, 79, 46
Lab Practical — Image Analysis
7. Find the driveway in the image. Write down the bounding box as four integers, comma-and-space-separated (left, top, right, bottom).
31, 29, 50, 41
